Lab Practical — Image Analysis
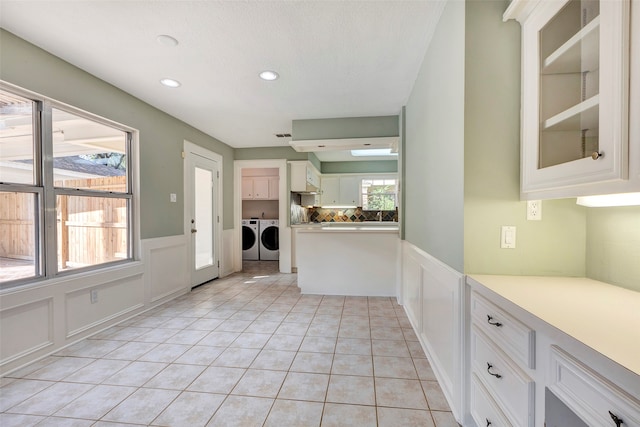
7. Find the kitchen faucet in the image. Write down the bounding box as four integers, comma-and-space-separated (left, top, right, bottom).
376, 211, 383, 221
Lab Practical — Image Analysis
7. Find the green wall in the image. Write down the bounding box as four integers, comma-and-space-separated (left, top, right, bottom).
234, 146, 309, 161
321, 161, 397, 174
586, 206, 640, 291
0, 29, 236, 236
463, 0, 586, 277
292, 116, 399, 140
404, 0, 466, 272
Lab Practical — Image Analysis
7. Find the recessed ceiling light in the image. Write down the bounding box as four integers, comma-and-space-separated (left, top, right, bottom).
160, 78, 181, 88
259, 70, 279, 81
156, 34, 179, 46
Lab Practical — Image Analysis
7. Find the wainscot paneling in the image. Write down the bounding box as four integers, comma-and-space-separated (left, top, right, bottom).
400, 240, 465, 423
0, 298, 53, 365
222, 228, 235, 277
142, 235, 189, 303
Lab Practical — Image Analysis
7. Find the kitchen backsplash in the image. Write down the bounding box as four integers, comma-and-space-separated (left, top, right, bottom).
310, 207, 397, 222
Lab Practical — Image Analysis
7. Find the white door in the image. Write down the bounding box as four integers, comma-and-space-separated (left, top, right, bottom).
186, 149, 219, 287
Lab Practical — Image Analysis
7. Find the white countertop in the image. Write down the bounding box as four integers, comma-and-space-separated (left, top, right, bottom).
467, 274, 640, 376
292, 222, 399, 232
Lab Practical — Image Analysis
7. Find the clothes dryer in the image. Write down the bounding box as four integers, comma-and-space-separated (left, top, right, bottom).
242, 219, 259, 260
259, 219, 279, 260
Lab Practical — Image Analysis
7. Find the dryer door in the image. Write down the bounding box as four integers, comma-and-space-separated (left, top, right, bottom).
242, 226, 256, 250
261, 226, 279, 251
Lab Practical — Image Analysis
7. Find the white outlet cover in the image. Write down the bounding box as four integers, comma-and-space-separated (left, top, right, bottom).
527, 200, 542, 221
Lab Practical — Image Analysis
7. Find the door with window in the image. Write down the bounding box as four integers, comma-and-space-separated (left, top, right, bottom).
185, 145, 220, 287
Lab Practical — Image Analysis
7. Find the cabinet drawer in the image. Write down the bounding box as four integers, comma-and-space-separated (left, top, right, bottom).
471, 292, 535, 369
471, 327, 535, 427
549, 346, 640, 427
471, 373, 513, 427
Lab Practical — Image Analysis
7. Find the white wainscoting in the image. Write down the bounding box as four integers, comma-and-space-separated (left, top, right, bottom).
400, 240, 465, 423
221, 228, 236, 277
0, 235, 192, 376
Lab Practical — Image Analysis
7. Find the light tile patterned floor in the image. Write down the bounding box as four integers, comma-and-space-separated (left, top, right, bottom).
0, 261, 460, 426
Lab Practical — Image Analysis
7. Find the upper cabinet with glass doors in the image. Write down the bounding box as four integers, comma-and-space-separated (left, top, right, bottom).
505, 0, 638, 199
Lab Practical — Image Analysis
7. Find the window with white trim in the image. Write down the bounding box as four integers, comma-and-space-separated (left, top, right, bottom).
361, 177, 397, 210
0, 85, 134, 287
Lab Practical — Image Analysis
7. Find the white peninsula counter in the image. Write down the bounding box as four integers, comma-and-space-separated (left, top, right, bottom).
294, 223, 399, 296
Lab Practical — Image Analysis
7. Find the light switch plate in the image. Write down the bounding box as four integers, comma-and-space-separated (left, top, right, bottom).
170, 193, 177, 203
501, 226, 516, 249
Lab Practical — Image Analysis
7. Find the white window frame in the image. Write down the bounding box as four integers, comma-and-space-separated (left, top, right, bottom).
360, 175, 398, 211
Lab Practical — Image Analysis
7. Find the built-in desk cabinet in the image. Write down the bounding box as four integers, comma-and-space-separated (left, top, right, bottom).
467, 276, 640, 427
504, 0, 638, 199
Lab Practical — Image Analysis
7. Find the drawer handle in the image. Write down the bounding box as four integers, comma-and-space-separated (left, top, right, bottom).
609, 411, 623, 426
486, 362, 502, 379
486, 419, 492, 426
487, 315, 502, 327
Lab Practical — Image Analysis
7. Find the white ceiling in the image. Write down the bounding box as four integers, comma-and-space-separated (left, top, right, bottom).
0, 1, 443, 158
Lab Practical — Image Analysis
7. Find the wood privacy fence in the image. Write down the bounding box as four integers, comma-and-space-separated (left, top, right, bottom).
0, 176, 128, 270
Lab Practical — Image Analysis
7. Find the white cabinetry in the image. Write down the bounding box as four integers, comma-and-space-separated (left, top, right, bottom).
505, 0, 638, 199
470, 293, 535, 426
242, 176, 278, 200
290, 161, 320, 193
320, 175, 359, 206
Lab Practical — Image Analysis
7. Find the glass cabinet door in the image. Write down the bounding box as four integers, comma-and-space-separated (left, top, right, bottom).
539, 0, 600, 169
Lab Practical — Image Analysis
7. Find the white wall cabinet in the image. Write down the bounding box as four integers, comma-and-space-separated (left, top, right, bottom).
242, 176, 278, 200
505, 0, 639, 199
290, 161, 320, 193
320, 175, 359, 206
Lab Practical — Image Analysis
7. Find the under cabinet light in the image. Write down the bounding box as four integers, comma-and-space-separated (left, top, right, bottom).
576, 192, 640, 207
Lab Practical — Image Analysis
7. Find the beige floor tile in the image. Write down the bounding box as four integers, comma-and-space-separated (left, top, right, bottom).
370, 326, 403, 340
25, 357, 95, 381
299, 336, 337, 353
134, 328, 180, 343
373, 356, 418, 379
137, 343, 190, 363
315, 306, 343, 315
275, 322, 309, 336
263, 334, 304, 351
431, 410, 461, 427
257, 311, 288, 322
306, 323, 340, 337
0, 413, 45, 427
231, 369, 287, 398
326, 375, 375, 406
407, 341, 427, 359
371, 339, 410, 357
422, 380, 451, 411
341, 315, 370, 328
103, 341, 158, 360
337, 324, 371, 339
229, 310, 262, 321
321, 403, 377, 427
278, 372, 329, 402
186, 318, 225, 331
229, 332, 272, 349
0, 379, 54, 412
335, 338, 372, 356
331, 354, 373, 377
63, 359, 130, 384
403, 327, 420, 341
102, 387, 180, 425
143, 363, 205, 390
164, 329, 209, 345
264, 399, 323, 427
312, 314, 341, 326
206, 395, 273, 427
290, 352, 333, 374
414, 358, 437, 381
174, 345, 225, 365
211, 347, 260, 368
152, 391, 226, 426
6, 382, 93, 416
198, 331, 241, 347
187, 366, 246, 394
157, 316, 197, 329
32, 417, 94, 426
377, 407, 435, 427
215, 319, 252, 332
369, 316, 400, 328
250, 349, 296, 371
375, 378, 428, 410
245, 320, 281, 334
3, 357, 57, 379
54, 384, 136, 419
103, 361, 167, 387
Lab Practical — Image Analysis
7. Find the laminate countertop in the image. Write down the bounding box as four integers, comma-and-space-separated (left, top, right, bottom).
467, 274, 640, 376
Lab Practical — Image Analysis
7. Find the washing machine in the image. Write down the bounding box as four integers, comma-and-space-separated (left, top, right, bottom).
259, 219, 279, 260
242, 219, 259, 260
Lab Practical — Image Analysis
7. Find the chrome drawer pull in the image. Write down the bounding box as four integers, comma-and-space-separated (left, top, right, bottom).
609, 411, 623, 426
486, 362, 502, 378
487, 315, 502, 327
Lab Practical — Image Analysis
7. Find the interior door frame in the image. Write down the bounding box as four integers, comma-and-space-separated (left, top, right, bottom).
183, 140, 223, 286
234, 159, 290, 274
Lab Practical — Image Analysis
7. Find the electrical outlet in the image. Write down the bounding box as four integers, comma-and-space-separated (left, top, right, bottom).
90, 289, 98, 304
527, 200, 542, 220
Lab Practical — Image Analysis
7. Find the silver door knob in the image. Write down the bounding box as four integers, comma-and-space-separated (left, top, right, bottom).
591, 151, 603, 160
